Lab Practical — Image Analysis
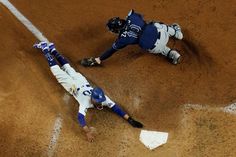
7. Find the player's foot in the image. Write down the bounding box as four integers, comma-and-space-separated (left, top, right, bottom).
48, 43, 56, 52
33, 41, 48, 49
168, 50, 181, 65
171, 23, 183, 40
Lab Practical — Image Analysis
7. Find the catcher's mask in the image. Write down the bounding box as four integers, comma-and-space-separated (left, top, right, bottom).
91, 87, 106, 110
106, 17, 126, 34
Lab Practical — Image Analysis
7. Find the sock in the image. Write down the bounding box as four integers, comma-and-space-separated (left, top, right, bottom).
42, 48, 57, 67
51, 49, 69, 66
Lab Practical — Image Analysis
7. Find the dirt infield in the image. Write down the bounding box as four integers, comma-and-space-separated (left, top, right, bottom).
0, 0, 236, 156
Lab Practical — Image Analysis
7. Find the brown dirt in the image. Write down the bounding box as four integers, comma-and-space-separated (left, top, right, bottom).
0, 0, 236, 156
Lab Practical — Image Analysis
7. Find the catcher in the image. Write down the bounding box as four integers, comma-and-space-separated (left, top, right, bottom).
34, 41, 143, 142
81, 9, 183, 67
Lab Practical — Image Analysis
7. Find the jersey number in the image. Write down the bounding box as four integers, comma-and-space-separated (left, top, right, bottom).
83, 89, 93, 96
121, 31, 127, 37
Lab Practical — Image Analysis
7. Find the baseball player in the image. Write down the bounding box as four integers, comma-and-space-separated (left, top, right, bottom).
33, 41, 143, 142
81, 9, 183, 66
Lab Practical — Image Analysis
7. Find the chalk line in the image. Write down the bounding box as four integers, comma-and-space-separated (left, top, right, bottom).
47, 115, 63, 157
0, 0, 48, 42
184, 103, 236, 115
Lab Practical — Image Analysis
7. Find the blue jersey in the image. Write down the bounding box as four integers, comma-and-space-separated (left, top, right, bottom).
112, 10, 146, 50
100, 10, 160, 61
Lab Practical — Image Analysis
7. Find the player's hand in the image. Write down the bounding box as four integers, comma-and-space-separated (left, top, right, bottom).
127, 117, 143, 128
86, 131, 95, 142
85, 127, 97, 142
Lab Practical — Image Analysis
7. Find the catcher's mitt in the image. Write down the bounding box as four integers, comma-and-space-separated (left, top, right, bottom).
127, 117, 143, 128
81, 57, 99, 67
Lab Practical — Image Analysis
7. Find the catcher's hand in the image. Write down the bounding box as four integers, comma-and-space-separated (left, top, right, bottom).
81, 57, 99, 67
127, 117, 143, 128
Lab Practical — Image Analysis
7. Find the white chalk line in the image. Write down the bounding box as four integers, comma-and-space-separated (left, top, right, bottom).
0, 0, 69, 156
47, 115, 63, 157
0, 0, 48, 42
184, 103, 236, 115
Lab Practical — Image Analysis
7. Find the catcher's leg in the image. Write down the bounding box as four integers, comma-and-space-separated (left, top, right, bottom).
149, 24, 181, 64
149, 45, 181, 65
161, 23, 183, 40
162, 46, 181, 65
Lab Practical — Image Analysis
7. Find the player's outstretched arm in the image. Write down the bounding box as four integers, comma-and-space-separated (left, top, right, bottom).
81, 47, 118, 67
125, 115, 143, 128
78, 113, 96, 142
111, 104, 143, 128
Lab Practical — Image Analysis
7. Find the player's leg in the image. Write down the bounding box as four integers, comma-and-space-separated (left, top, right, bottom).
33, 42, 58, 67
48, 43, 69, 66
48, 43, 89, 85
149, 44, 181, 65
50, 65, 78, 95
160, 23, 183, 40
161, 46, 181, 65
149, 25, 181, 64
34, 42, 77, 94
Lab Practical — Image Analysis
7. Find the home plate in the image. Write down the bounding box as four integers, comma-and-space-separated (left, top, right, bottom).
139, 130, 168, 150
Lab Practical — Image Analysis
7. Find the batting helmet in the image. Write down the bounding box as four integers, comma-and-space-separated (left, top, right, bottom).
106, 17, 126, 34
91, 87, 106, 103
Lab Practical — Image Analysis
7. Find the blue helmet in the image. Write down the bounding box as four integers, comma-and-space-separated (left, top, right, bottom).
106, 17, 126, 34
91, 87, 106, 103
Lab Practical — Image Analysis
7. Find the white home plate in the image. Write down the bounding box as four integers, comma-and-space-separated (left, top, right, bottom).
139, 130, 168, 150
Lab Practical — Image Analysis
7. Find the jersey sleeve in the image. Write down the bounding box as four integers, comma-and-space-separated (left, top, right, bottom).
78, 98, 92, 116
102, 95, 116, 108
112, 37, 128, 50
99, 47, 118, 61
78, 105, 88, 116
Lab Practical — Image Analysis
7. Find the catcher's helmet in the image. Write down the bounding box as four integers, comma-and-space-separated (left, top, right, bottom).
91, 87, 106, 103
106, 17, 126, 34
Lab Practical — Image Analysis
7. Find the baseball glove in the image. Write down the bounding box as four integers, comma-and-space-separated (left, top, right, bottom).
127, 117, 143, 128
81, 57, 99, 67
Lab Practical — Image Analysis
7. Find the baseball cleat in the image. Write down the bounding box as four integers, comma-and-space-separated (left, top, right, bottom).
168, 50, 181, 65
48, 43, 56, 52
33, 41, 48, 49
174, 55, 181, 64
171, 23, 183, 40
